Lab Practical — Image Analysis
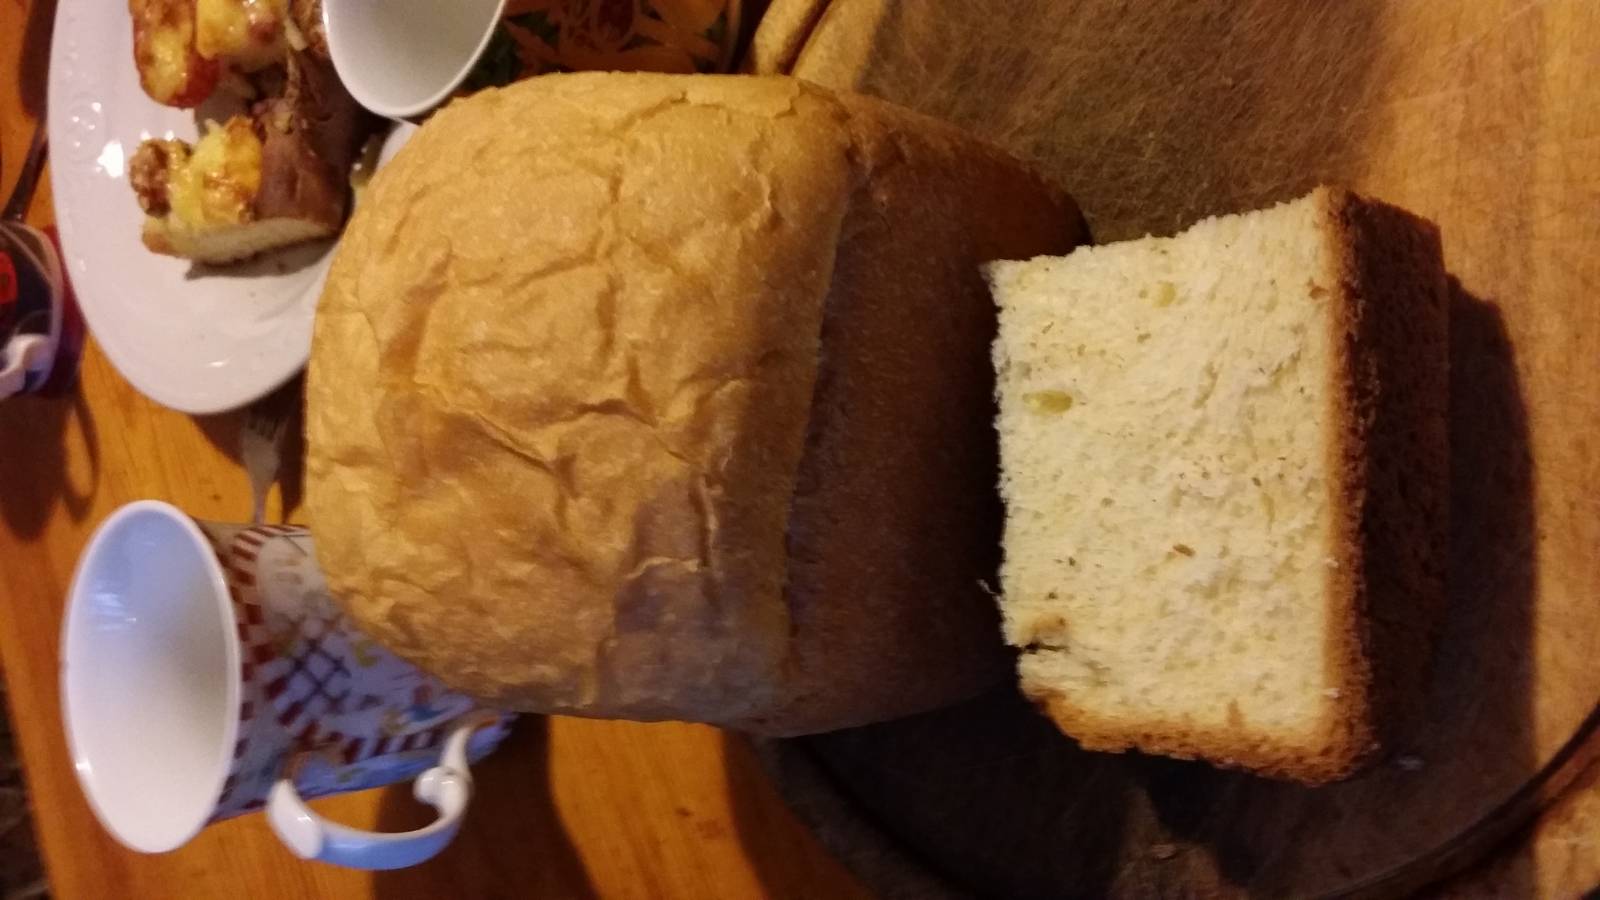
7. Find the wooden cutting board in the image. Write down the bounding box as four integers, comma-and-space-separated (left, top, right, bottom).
749, 1, 1600, 896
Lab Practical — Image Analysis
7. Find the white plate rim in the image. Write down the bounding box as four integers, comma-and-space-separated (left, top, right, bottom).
46, 1, 336, 415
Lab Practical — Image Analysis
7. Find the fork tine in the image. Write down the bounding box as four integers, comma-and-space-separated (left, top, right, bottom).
240, 377, 301, 523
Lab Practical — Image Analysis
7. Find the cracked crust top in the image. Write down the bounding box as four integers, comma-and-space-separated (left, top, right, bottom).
305, 73, 1085, 732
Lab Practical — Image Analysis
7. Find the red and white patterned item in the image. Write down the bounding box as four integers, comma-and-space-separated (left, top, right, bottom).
194, 522, 512, 821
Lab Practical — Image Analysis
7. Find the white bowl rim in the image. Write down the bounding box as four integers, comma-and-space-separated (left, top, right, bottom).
59, 500, 243, 853
324, 0, 510, 119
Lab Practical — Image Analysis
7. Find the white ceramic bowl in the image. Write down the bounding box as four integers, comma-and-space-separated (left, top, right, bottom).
324, 0, 508, 119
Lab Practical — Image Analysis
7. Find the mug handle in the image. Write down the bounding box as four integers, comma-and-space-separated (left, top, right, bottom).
0, 333, 48, 398
265, 719, 476, 870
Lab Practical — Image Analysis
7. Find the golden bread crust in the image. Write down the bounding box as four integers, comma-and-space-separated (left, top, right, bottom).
307, 72, 1086, 732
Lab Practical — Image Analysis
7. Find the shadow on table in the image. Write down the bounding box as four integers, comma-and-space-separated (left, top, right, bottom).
1424, 284, 1539, 891
0, 385, 97, 539
370, 716, 597, 899
722, 731, 884, 900
194, 375, 307, 522
754, 689, 1132, 900
16, 0, 55, 119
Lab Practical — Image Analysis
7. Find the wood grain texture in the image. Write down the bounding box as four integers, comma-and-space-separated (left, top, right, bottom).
3, 0, 1598, 896
754, 0, 1600, 896
1442, 744, 1600, 898
0, 2, 871, 896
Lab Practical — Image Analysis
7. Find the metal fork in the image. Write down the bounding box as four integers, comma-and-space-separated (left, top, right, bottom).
241, 380, 298, 523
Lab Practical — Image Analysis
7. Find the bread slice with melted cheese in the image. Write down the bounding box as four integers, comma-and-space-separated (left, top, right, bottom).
128, 51, 371, 264
131, 118, 336, 263
131, 0, 314, 108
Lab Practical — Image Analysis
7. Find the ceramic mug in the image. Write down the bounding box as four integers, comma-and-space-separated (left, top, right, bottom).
62, 501, 514, 870
0, 218, 67, 397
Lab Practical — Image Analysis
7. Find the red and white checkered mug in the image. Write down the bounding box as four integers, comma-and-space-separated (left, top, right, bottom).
62, 501, 513, 870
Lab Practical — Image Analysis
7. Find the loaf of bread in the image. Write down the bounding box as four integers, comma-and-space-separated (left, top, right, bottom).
987, 187, 1448, 782
305, 72, 1088, 735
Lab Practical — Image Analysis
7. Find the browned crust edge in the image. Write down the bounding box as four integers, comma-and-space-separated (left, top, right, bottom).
1331, 187, 1451, 759
734, 89, 1089, 736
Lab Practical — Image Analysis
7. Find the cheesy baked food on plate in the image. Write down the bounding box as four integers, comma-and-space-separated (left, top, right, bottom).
125, 0, 371, 263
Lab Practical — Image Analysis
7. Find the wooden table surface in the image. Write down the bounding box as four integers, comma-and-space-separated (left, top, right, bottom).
0, 2, 871, 897
1, 0, 1597, 897
753, 1, 1600, 896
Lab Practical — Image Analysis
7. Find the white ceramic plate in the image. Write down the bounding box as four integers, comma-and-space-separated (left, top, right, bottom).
46, 4, 395, 414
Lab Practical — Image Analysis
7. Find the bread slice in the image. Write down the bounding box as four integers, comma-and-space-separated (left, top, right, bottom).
142, 214, 335, 263
987, 187, 1447, 783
